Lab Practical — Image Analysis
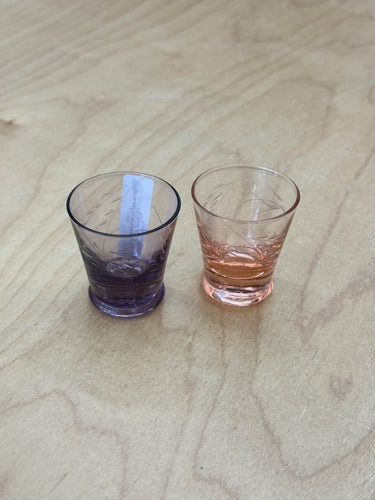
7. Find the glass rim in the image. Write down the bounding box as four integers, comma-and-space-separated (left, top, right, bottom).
191, 164, 300, 224
67, 171, 181, 237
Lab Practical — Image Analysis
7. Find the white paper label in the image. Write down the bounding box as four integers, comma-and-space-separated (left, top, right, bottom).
118, 174, 154, 256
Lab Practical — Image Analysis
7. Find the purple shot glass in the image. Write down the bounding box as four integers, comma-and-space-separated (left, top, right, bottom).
67, 171, 181, 317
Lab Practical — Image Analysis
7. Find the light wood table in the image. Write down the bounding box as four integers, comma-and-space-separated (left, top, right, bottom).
1, 1, 375, 498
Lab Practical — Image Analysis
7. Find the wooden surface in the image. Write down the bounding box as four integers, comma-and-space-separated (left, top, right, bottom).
1, 0, 375, 498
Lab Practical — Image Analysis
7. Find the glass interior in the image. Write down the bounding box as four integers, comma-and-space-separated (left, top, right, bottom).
67, 172, 180, 236
192, 165, 300, 221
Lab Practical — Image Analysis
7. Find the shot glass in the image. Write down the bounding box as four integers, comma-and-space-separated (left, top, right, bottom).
67, 171, 181, 317
191, 164, 300, 306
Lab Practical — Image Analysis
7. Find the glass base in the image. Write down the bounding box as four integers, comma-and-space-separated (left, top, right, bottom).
89, 284, 165, 317
201, 273, 273, 306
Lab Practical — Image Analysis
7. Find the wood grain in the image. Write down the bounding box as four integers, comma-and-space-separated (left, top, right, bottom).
1, 0, 375, 498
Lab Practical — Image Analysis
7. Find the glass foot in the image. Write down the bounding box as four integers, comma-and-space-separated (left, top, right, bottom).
89, 284, 165, 317
201, 273, 273, 306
